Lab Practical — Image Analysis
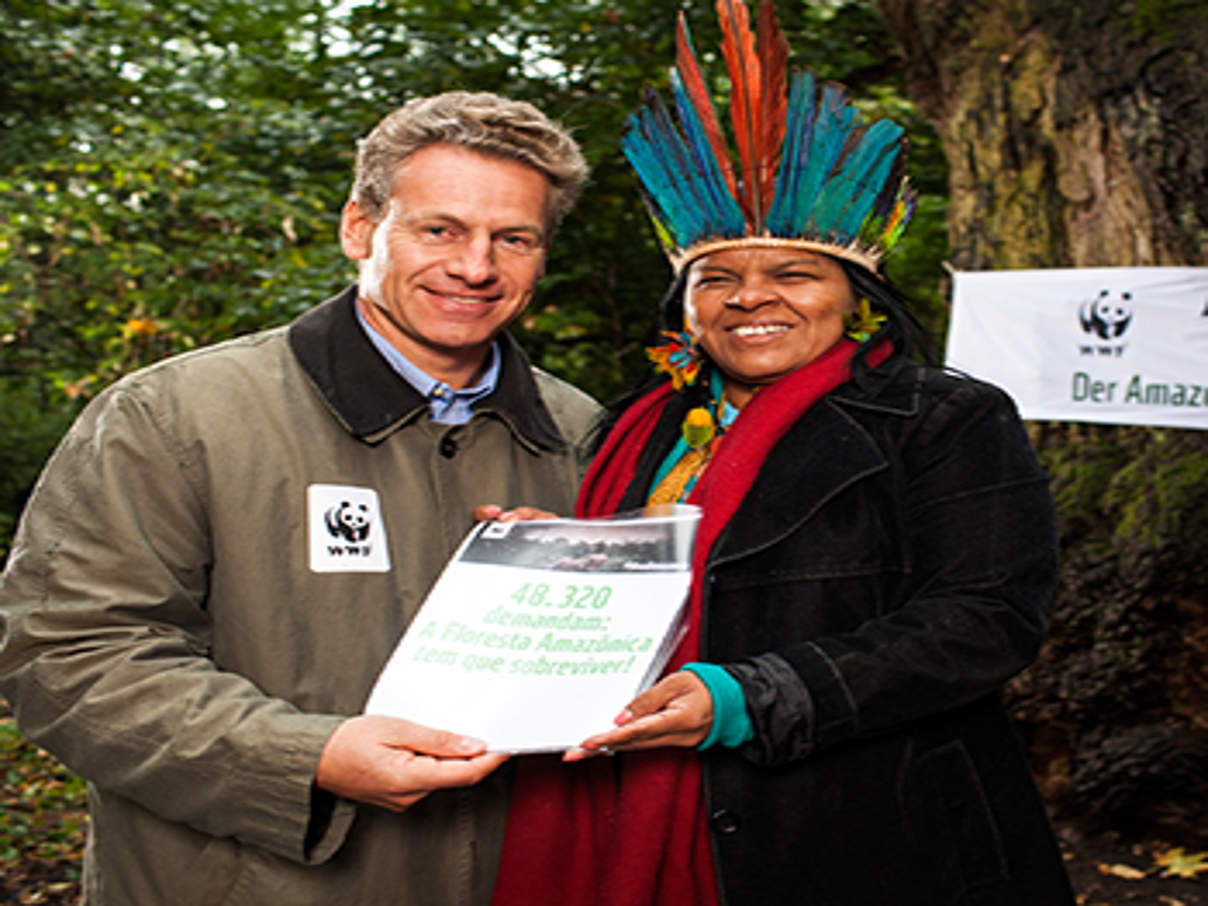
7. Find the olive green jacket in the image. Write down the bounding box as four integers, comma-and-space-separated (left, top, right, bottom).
0, 288, 600, 905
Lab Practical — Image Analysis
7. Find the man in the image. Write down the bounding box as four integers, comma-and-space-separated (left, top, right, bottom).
0, 91, 599, 904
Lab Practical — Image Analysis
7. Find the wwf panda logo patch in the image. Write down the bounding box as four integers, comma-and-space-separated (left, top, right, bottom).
1080, 289, 1133, 339
326, 500, 371, 542
308, 484, 391, 572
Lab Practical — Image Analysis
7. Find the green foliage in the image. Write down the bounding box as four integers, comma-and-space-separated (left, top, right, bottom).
0, 381, 76, 553
1039, 424, 1208, 571
1124, 0, 1208, 37
1, 0, 358, 561
0, 714, 87, 887
1106, 440, 1208, 564
0, 0, 949, 561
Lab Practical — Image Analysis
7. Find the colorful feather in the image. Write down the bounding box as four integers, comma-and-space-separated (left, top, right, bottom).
649, 86, 744, 242
880, 187, 917, 249
622, 105, 697, 247
795, 82, 853, 233
766, 68, 817, 234
856, 146, 907, 246
818, 119, 905, 241
756, 1, 788, 219
670, 69, 747, 237
675, 13, 738, 199
716, 0, 763, 225
642, 91, 716, 240
623, 0, 915, 273
647, 330, 703, 390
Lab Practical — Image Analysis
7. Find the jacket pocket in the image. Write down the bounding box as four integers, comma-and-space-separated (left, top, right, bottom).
89, 789, 247, 906
907, 740, 1009, 904
175, 836, 245, 906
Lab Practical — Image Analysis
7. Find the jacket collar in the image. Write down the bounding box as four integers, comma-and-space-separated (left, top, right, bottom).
715, 361, 924, 564
288, 286, 566, 450
827, 358, 923, 417
713, 398, 888, 564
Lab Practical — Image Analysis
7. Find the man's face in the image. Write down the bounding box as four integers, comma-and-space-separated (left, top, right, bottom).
341, 143, 551, 386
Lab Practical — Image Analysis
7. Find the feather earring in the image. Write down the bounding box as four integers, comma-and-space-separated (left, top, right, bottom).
844, 298, 888, 343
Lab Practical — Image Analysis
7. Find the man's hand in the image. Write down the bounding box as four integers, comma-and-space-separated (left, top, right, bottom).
564, 671, 713, 761
472, 504, 559, 523
315, 715, 508, 812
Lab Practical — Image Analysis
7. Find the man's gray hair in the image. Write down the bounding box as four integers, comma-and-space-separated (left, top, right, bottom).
351, 91, 588, 234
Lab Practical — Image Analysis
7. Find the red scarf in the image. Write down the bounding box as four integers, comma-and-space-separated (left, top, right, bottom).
491, 339, 879, 906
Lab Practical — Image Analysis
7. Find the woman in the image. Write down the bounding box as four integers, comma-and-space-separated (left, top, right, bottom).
491, 3, 1075, 904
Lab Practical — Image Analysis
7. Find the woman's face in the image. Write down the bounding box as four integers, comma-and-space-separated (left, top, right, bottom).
685, 246, 856, 406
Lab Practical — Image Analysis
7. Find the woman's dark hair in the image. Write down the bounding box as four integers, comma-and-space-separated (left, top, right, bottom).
838, 258, 936, 381
589, 252, 933, 452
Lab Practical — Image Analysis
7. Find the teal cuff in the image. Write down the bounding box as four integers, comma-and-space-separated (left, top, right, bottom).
681, 662, 755, 749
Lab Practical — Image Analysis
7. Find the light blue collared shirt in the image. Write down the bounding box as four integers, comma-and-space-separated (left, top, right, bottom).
355, 305, 500, 426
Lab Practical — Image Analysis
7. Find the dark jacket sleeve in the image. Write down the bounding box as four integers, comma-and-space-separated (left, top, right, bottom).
725, 377, 1057, 765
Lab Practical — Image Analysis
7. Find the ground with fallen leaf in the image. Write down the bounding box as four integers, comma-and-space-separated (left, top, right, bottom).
2, 703, 1204, 904
1059, 821, 1207, 906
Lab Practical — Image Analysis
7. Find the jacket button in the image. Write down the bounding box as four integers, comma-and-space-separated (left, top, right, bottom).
710, 808, 739, 834
439, 436, 458, 459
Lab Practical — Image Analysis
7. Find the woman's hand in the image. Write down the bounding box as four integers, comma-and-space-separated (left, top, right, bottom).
564, 671, 713, 761
472, 504, 559, 523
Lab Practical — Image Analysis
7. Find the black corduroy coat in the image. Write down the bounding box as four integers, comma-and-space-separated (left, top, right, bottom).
617, 361, 1075, 906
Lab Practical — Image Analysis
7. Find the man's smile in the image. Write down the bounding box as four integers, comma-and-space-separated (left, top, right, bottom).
423, 286, 502, 305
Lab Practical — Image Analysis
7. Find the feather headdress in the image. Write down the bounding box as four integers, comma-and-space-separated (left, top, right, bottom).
622, 0, 917, 274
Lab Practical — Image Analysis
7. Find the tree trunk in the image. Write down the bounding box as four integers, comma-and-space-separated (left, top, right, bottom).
879, 0, 1207, 269
876, 0, 1208, 844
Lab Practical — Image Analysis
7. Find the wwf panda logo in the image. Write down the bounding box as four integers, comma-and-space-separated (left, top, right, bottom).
325, 501, 371, 542
1079, 289, 1133, 339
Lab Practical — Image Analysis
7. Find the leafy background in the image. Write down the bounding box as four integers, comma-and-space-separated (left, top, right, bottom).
0, 0, 952, 555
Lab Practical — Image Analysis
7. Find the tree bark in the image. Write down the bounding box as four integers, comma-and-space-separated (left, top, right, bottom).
878, 0, 1208, 269
876, 0, 1208, 844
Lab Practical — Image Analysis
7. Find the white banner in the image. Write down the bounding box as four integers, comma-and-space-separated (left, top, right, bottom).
945, 267, 1208, 430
